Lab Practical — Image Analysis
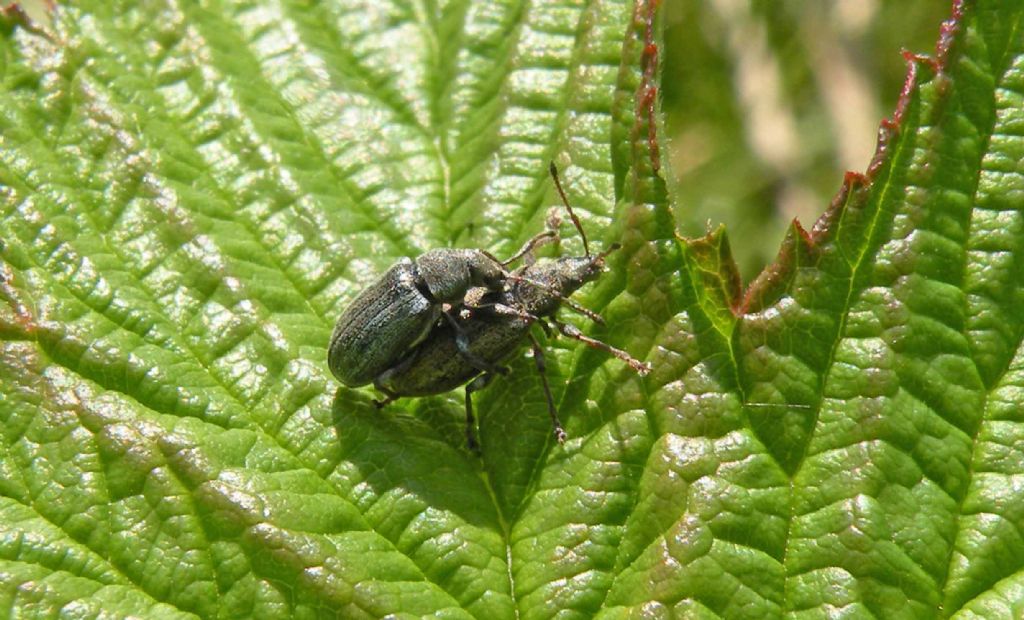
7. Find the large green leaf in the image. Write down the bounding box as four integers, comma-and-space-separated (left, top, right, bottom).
2, 0, 1024, 618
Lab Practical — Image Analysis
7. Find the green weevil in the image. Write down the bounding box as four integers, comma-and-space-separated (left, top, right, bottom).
371, 164, 651, 450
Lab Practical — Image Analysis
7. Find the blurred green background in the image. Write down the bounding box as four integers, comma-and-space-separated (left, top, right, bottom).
662, 0, 950, 280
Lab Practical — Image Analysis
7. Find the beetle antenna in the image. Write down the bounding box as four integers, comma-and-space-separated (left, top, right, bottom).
549, 161, 590, 257
599, 243, 621, 260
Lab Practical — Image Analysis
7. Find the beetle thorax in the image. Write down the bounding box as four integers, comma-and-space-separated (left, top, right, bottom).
513, 255, 605, 316
417, 249, 504, 302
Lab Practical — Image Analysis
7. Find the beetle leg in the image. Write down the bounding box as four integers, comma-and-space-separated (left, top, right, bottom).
553, 319, 652, 375
459, 300, 540, 326
372, 348, 422, 407
461, 288, 507, 315
529, 332, 566, 444
442, 311, 510, 375
487, 302, 539, 323
371, 384, 400, 409
498, 229, 558, 267
465, 372, 497, 453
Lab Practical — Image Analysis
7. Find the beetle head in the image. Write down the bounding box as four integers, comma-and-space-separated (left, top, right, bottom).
514, 244, 620, 316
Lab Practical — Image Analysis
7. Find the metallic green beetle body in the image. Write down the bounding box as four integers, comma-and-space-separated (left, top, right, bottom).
329, 163, 650, 450
327, 249, 505, 387
375, 255, 605, 396
375, 248, 649, 450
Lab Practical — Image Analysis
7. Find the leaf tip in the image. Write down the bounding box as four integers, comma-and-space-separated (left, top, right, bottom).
866, 1, 964, 179
1, 0, 53, 34
740, 219, 817, 314
684, 224, 744, 313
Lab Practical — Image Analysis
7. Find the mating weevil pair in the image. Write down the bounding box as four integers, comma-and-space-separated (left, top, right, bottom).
327, 164, 651, 451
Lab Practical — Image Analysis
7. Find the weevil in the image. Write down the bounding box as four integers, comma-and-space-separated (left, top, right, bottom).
373, 164, 651, 451
327, 222, 555, 388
